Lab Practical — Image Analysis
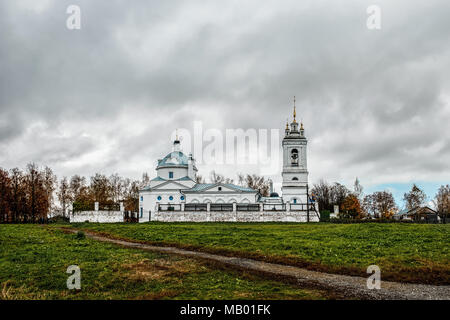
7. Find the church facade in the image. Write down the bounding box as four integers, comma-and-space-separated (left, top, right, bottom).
139, 105, 319, 222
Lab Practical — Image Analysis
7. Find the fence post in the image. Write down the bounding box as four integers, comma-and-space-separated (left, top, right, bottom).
207, 203, 211, 222
181, 203, 185, 211
120, 202, 124, 212
286, 201, 290, 212
94, 202, 99, 211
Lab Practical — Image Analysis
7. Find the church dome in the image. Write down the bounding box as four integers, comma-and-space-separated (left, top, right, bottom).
157, 151, 189, 168
270, 192, 279, 197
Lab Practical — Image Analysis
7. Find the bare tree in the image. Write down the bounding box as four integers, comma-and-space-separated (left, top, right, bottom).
0, 168, 12, 223
25, 163, 49, 223
9, 168, 25, 222
311, 179, 332, 211
363, 193, 377, 218
70, 175, 87, 202
90, 173, 111, 203
375, 191, 397, 219
434, 184, 449, 223
403, 184, 427, 220
109, 173, 123, 202
210, 170, 225, 183
43, 166, 57, 215
57, 177, 71, 217
330, 183, 350, 209
363, 191, 397, 219
238, 173, 270, 197
195, 174, 205, 184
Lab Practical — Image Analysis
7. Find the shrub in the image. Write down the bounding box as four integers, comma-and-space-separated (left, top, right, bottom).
75, 231, 86, 240
320, 210, 330, 222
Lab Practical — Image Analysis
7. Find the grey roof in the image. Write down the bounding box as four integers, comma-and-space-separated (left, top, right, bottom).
141, 176, 195, 191
188, 183, 215, 192
186, 183, 256, 193
394, 206, 437, 216
150, 175, 193, 182
157, 151, 189, 168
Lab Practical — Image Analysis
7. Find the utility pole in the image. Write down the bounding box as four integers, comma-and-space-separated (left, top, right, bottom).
306, 183, 310, 222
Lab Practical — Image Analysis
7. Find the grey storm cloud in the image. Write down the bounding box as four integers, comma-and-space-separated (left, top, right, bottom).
0, 0, 449, 189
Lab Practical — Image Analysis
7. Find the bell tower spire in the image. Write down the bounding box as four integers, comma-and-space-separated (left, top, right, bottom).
293, 96, 297, 123
290, 96, 299, 132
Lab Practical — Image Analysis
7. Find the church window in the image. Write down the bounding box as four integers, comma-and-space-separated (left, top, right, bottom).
180, 195, 185, 201
157, 196, 162, 201
292, 177, 298, 181
293, 199, 297, 204
291, 149, 299, 166
140, 207, 143, 218
169, 196, 173, 201
218, 187, 222, 191
140, 196, 143, 201
169, 171, 174, 179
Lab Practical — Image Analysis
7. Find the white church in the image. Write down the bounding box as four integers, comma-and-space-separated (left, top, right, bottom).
138, 105, 319, 223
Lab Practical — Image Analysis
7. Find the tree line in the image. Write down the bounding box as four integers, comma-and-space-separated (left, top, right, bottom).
0, 164, 56, 223
311, 178, 449, 221
0, 163, 151, 223
0, 165, 272, 223
0, 163, 447, 223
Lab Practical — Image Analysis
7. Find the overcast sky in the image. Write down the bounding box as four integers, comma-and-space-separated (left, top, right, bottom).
0, 0, 449, 206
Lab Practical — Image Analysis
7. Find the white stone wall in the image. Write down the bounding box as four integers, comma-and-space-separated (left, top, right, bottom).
152, 211, 319, 223
185, 193, 256, 204
70, 210, 123, 223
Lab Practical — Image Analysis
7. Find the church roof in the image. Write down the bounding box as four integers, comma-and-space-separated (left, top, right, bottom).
140, 176, 195, 191
186, 183, 256, 193
150, 175, 193, 182
157, 151, 189, 168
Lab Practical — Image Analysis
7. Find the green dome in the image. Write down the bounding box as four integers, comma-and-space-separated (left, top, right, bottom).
157, 151, 189, 168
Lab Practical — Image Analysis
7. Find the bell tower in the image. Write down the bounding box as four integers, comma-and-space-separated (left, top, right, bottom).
282, 97, 308, 204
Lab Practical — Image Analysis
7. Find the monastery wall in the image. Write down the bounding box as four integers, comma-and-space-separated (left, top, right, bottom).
152, 210, 319, 222
70, 210, 123, 223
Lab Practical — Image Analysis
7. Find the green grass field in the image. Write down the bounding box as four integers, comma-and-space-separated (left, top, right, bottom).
0, 224, 329, 300
67, 222, 450, 284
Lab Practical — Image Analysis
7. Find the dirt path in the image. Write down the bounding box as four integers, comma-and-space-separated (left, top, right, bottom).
73, 229, 450, 300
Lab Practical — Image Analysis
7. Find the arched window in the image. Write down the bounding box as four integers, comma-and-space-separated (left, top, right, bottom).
291, 149, 299, 166
292, 177, 298, 181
